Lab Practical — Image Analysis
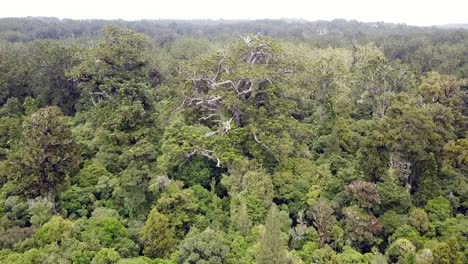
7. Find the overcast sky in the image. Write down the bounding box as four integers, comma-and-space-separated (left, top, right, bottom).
1, 0, 467, 26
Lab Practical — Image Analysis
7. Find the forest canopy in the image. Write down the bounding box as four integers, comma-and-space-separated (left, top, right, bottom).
0, 18, 467, 264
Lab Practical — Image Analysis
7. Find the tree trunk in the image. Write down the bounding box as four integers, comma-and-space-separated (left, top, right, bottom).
48, 186, 59, 214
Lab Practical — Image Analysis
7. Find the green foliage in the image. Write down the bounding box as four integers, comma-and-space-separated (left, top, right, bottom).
174, 156, 217, 188
92, 248, 121, 264
273, 158, 317, 214
177, 228, 229, 264
1, 195, 29, 228
26, 41, 82, 115
342, 206, 382, 250
414, 249, 434, 264
409, 208, 430, 233
0, 116, 21, 153
256, 204, 288, 264
377, 181, 412, 214
190, 185, 229, 230
155, 181, 198, 238
436, 214, 468, 246
430, 241, 461, 264
28, 197, 53, 226
389, 225, 425, 250
385, 238, 416, 263
380, 210, 408, 237
82, 216, 128, 248
170, 38, 213, 61
425, 196, 452, 222
0, 22, 467, 264
143, 208, 176, 258
77, 161, 113, 188
230, 198, 252, 235
10, 106, 80, 210
61, 186, 96, 218
310, 245, 338, 264
225, 230, 256, 264
336, 246, 367, 264
222, 161, 274, 224
35, 215, 73, 245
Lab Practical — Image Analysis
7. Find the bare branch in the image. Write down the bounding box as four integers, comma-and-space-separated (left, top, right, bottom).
252, 132, 272, 153
211, 54, 226, 83
90, 96, 97, 106
89, 91, 112, 106
89, 91, 112, 99
205, 130, 220, 137
199, 149, 221, 167
207, 95, 224, 103
173, 98, 188, 113
186, 149, 221, 167
221, 117, 234, 135
237, 85, 253, 97
213, 80, 235, 88
199, 113, 221, 121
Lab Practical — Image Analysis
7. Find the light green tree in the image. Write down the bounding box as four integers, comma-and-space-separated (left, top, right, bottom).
256, 204, 288, 264
91, 248, 121, 264
178, 228, 229, 264
143, 208, 176, 258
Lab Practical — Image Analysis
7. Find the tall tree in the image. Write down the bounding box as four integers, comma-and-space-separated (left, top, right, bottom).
143, 208, 176, 258
312, 199, 336, 247
256, 204, 288, 264
342, 206, 382, 250
10, 106, 80, 211
155, 181, 198, 238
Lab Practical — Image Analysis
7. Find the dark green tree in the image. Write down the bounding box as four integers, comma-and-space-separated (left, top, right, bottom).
10, 106, 80, 211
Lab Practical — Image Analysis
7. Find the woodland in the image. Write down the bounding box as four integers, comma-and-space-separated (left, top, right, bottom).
0, 18, 467, 264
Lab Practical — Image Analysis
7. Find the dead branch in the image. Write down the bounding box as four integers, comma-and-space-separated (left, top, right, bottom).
204, 115, 233, 137
252, 132, 272, 153
186, 149, 221, 167
89, 91, 112, 106
89, 91, 112, 99
221, 117, 234, 135
213, 80, 235, 88
90, 96, 97, 106
173, 98, 188, 113
249, 51, 272, 65
205, 130, 220, 137
207, 95, 224, 104
237, 85, 253, 97
200, 149, 221, 167
211, 54, 226, 83
199, 113, 221, 121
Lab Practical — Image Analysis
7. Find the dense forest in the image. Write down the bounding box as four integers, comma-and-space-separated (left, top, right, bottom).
0, 18, 467, 264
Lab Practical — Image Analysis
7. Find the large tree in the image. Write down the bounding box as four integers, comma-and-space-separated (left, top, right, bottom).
312, 199, 336, 247
256, 204, 288, 264
177, 228, 230, 264
10, 106, 80, 211
143, 208, 176, 258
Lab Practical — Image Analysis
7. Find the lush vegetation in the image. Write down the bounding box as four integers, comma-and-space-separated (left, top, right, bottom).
0, 18, 467, 264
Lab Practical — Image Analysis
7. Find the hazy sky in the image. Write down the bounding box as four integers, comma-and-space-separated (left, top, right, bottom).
1, 0, 467, 26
